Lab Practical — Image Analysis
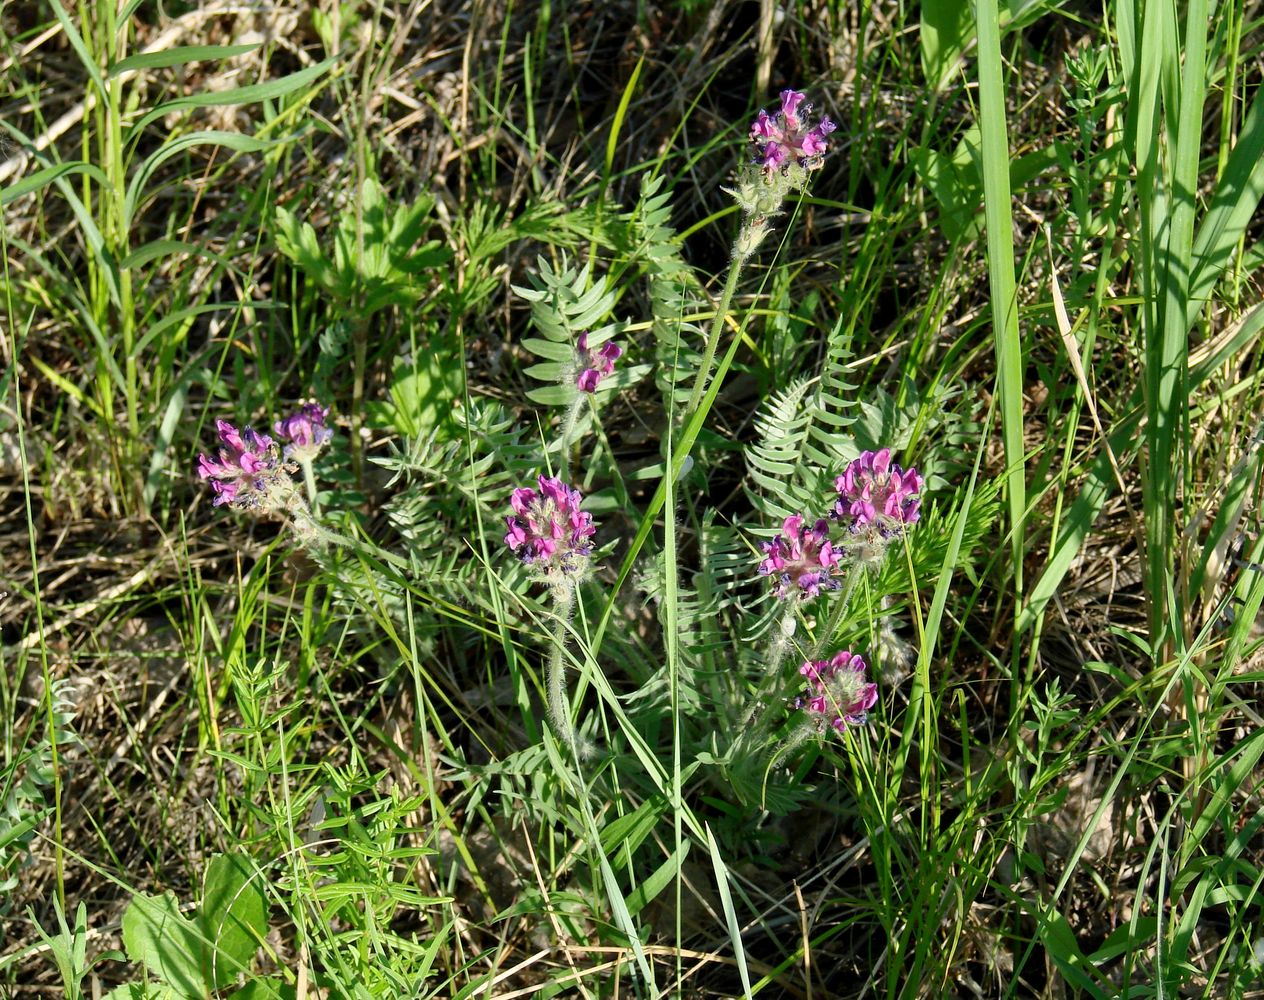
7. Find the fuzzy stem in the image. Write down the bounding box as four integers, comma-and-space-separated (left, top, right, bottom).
287, 498, 412, 572
684, 253, 745, 418
546, 581, 578, 750
559, 393, 584, 480
763, 603, 798, 678
299, 458, 320, 516
739, 603, 798, 735
811, 567, 864, 660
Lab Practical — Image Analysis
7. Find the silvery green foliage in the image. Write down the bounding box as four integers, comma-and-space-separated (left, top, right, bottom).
745, 376, 826, 522
0, 678, 79, 913
512, 257, 627, 407
378, 401, 536, 578
744, 314, 862, 524
629, 175, 707, 415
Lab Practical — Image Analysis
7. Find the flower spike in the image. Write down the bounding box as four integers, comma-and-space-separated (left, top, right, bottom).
758, 514, 843, 600
797, 650, 877, 732
749, 89, 836, 174
274, 403, 333, 463
505, 475, 597, 578
833, 448, 923, 537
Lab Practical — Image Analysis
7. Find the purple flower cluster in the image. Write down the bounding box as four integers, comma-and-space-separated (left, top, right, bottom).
504, 475, 597, 577
757, 450, 923, 599
797, 650, 878, 732
274, 403, 333, 462
833, 448, 923, 537
749, 89, 836, 173
758, 514, 842, 600
198, 403, 333, 511
575, 333, 622, 394
197, 420, 284, 509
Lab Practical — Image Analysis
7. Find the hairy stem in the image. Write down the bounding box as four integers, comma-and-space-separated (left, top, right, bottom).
546, 581, 578, 751
684, 255, 745, 418
299, 458, 320, 516
811, 567, 864, 660
559, 393, 584, 481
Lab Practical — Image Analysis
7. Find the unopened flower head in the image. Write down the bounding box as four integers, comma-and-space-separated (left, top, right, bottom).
575, 332, 622, 394
505, 475, 597, 577
797, 650, 877, 732
833, 448, 923, 538
749, 89, 836, 174
758, 514, 842, 600
274, 403, 333, 462
197, 419, 291, 510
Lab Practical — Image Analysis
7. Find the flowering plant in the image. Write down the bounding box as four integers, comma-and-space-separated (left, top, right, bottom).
833, 448, 923, 537
197, 420, 289, 511
758, 514, 842, 600
749, 89, 836, 174
797, 651, 878, 732
273, 403, 333, 462
504, 475, 597, 579
575, 333, 622, 394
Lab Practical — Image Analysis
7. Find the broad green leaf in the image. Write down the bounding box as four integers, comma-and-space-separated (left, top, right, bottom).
920, 0, 973, 92
525, 385, 577, 406
705, 823, 752, 998
1189, 84, 1264, 306
975, 0, 1027, 601
47, 0, 107, 108
121, 892, 207, 998
124, 133, 278, 229
1038, 909, 1113, 997
523, 362, 565, 381
121, 240, 230, 272
200, 852, 268, 988
520, 338, 575, 362
275, 205, 337, 293
227, 980, 296, 1000
598, 797, 665, 867
143, 384, 185, 509
103, 984, 183, 1000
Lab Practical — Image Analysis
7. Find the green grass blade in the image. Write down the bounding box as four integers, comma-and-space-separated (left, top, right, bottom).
974, 0, 1027, 601
705, 823, 753, 999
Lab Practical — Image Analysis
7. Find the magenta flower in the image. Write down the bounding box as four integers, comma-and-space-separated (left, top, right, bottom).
797, 650, 877, 732
749, 89, 836, 173
274, 402, 333, 462
197, 419, 282, 508
505, 475, 597, 576
575, 332, 622, 393
758, 514, 842, 600
833, 449, 923, 536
